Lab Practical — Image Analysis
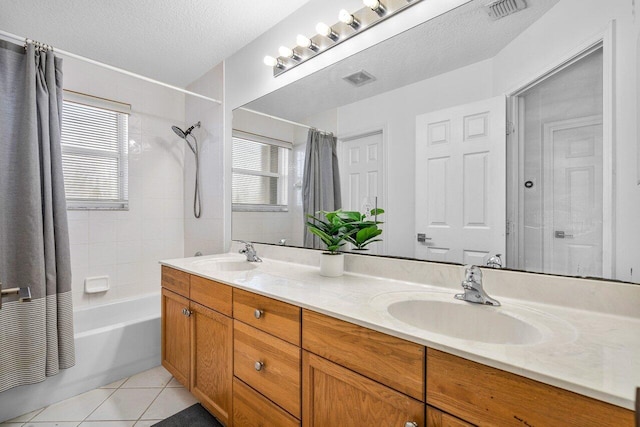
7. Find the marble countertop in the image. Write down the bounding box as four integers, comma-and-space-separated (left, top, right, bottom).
161, 253, 640, 410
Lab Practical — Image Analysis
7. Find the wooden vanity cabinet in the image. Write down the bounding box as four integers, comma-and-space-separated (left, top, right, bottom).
161, 287, 190, 387
161, 268, 233, 426
427, 348, 634, 427
232, 289, 302, 425
302, 309, 426, 427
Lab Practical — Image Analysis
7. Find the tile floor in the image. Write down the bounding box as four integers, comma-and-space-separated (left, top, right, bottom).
1, 366, 197, 427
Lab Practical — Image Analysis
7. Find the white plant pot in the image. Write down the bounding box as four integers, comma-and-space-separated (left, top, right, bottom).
319, 253, 344, 277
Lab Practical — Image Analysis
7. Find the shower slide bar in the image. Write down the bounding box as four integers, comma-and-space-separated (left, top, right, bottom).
0, 29, 222, 105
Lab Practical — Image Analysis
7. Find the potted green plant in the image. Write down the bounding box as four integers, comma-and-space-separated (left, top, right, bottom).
339, 208, 384, 251
306, 210, 357, 277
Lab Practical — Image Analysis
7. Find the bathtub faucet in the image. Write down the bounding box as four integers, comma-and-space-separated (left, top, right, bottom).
239, 241, 262, 262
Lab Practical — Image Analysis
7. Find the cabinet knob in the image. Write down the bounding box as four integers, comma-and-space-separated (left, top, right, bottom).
182, 308, 192, 317
254, 361, 264, 371
254, 309, 264, 319
404, 423, 418, 427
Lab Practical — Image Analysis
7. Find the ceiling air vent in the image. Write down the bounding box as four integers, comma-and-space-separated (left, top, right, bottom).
484, 0, 527, 20
343, 70, 376, 87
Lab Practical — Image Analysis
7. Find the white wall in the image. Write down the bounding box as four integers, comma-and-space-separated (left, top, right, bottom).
64, 56, 185, 307
184, 63, 225, 256
338, 59, 494, 257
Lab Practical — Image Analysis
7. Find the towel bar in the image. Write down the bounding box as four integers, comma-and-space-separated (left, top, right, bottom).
0, 282, 32, 309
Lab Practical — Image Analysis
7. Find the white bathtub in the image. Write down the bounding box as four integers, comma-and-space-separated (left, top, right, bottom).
0, 293, 161, 422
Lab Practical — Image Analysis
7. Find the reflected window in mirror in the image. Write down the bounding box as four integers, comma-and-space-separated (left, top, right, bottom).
232, 131, 291, 212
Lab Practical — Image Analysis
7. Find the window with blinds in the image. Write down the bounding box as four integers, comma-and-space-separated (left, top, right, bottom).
60, 92, 130, 210
232, 131, 290, 211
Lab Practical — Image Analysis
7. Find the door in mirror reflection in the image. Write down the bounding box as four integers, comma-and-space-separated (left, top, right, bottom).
415, 96, 506, 265
511, 46, 605, 277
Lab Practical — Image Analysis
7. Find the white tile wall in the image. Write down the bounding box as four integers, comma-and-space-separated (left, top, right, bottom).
184, 63, 226, 256
64, 56, 186, 307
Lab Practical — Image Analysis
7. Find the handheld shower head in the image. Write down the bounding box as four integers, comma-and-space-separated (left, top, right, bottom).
172, 121, 201, 139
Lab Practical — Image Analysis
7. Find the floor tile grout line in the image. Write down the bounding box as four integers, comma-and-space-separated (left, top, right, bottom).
133, 381, 170, 424
78, 385, 119, 424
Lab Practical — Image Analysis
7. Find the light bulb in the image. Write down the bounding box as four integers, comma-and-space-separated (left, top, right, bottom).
363, 0, 386, 16
296, 34, 312, 48
263, 55, 277, 67
316, 22, 339, 41
316, 22, 331, 36
279, 46, 294, 58
338, 9, 354, 25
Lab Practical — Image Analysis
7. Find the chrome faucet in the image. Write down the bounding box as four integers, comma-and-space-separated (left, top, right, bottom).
486, 253, 503, 269
454, 265, 500, 306
239, 241, 262, 262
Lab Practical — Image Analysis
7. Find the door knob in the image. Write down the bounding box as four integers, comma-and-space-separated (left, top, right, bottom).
416, 233, 432, 243
554, 230, 574, 239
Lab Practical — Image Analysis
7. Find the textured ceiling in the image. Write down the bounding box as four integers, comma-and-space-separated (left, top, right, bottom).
245, 0, 560, 122
0, 0, 311, 87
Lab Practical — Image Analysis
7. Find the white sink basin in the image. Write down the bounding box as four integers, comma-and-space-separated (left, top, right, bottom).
371, 291, 575, 346
192, 258, 257, 272
388, 299, 542, 345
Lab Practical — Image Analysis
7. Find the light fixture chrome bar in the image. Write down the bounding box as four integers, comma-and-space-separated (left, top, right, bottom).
269, 0, 424, 77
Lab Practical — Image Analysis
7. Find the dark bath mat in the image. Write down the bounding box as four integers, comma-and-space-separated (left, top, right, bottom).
152, 403, 224, 427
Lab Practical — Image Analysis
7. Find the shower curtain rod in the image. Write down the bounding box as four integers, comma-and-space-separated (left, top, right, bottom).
238, 107, 333, 135
0, 29, 222, 105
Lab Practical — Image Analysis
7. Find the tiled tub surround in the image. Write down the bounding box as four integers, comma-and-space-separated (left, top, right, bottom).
162, 242, 640, 411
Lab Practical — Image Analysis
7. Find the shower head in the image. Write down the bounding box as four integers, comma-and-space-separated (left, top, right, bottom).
171, 121, 201, 139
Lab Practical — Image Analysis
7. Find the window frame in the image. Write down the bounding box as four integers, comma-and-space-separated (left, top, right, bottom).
232, 130, 291, 212
61, 90, 131, 211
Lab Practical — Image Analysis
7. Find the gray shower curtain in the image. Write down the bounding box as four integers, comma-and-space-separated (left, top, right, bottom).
302, 129, 342, 249
0, 40, 75, 392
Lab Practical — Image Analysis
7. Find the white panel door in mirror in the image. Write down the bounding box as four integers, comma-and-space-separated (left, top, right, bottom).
415, 96, 506, 263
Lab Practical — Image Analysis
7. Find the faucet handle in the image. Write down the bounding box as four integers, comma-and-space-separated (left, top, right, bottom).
464, 264, 482, 285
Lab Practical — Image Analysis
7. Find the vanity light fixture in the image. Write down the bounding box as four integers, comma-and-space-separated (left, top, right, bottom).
264, 0, 424, 77
339, 9, 360, 29
296, 34, 319, 52
363, 0, 387, 16
316, 22, 339, 42
278, 46, 301, 61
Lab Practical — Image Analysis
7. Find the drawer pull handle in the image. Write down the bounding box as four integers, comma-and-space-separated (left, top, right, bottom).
404, 422, 418, 427
254, 309, 264, 319
254, 361, 264, 371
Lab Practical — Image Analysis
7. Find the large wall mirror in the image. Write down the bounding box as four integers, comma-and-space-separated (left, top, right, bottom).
232, 0, 640, 285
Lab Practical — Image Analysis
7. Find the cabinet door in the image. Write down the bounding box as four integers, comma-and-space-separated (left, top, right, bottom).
303, 351, 424, 427
161, 288, 190, 388
190, 301, 233, 426
427, 406, 474, 427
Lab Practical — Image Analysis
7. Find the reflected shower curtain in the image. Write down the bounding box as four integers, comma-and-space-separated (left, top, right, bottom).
0, 40, 75, 392
302, 129, 342, 249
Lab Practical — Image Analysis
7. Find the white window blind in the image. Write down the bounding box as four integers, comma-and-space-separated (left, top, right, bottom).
61, 93, 130, 210
232, 131, 290, 212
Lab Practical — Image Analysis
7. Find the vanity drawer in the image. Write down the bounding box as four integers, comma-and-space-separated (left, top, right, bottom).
233, 320, 301, 418
426, 348, 634, 427
233, 377, 300, 427
161, 266, 190, 297
302, 309, 425, 401
233, 288, 301, 345
190, 275, 232, 316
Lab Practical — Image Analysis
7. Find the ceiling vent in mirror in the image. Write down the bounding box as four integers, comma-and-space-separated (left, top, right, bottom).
343, 70, 376, 87
484, 0, 527, 20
